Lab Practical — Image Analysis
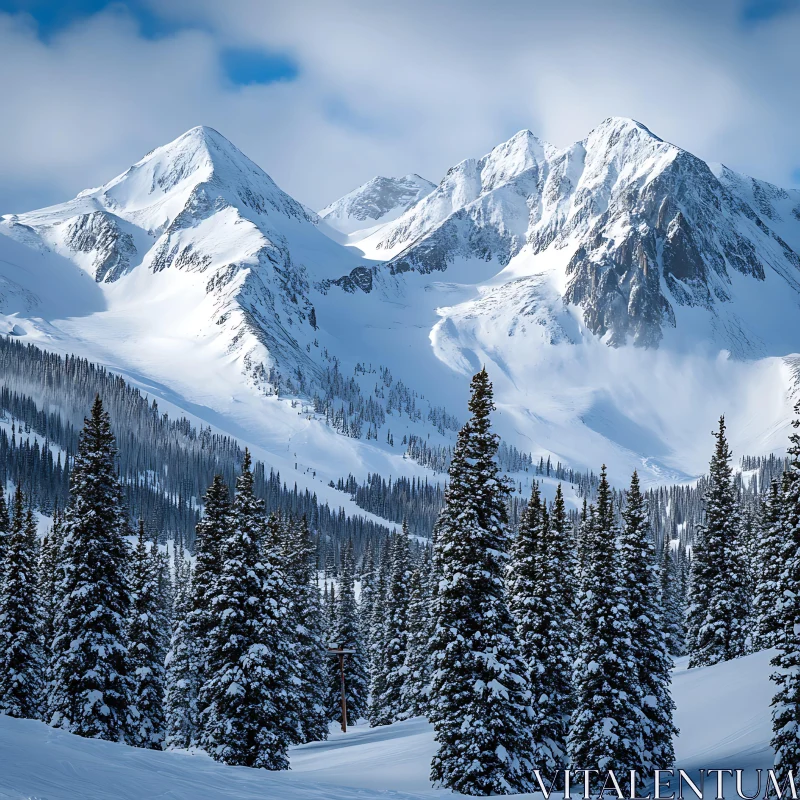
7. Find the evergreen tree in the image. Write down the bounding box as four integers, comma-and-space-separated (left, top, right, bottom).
620, 471, 677, 773
128, 520, 166, 749
199, 450, 290, 769
567, 466, 643, 782
686, 417, 749, 667
428, 368, 535, 795
661, 536, 686, 657
754, 480, 786, 651
263, 512, 303, 748
281, 515, 329, 743
771, 404, 800, 783
374, 522, 412, 724
0, 492, 9, 568
39, 505, 64, 658
47, 396, 135, 742
367, 542, 390, 726
0, 485, 45, 718
401, 553, 433, 717
189, 475, 231, 743
509, 482, 576, 773
164, 541, 196, 750
328, 540, 369, 726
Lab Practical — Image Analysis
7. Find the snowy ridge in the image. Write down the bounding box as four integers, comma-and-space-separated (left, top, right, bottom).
319, 174, 435, 237
2, 119, 800, 485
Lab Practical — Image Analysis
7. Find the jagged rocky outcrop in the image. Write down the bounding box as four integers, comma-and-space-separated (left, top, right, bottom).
356, 118, 800, 348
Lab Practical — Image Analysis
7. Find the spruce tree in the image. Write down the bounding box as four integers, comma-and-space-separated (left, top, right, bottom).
281, 515, 329, 743
401, 553, 433, 718
754, 480, 786, 650
164, 541, 196, 750
0, 485, 45, 719
661, 536, 686, 657
48, 395, 135, 742
567, 466, 643, 782
620, 471, 677, 773
262, 512, 303, 748
367, 542, 390, 726
328, 540, 369, 726
770, 404, 800, 783
686, 417, 749, 667
199, 450, 290, 769
0, 492, 9, 568
429, 368, 535, 795
39, 506, 64, 659
509, 482, 576, 773
374, 522, 412, 724
128, 520, 166, 749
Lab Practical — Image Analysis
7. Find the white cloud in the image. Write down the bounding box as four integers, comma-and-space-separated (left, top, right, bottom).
1, 0, 799, 214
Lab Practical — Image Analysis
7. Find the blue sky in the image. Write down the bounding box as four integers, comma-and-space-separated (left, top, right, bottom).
0, 0, 798, 212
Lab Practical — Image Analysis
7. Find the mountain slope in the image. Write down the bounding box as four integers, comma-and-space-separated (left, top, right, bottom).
3, 120, 800, 486
319, 174, 435, 237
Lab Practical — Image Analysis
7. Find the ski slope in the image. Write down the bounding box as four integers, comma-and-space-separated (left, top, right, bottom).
0, 649, 776, 799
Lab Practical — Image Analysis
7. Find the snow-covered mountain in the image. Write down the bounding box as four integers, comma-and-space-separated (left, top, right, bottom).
319, 174, 435, 237
1, 126, 361, 390
3, 119, 800, 486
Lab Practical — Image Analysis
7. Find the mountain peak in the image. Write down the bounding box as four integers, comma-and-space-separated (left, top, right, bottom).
319, 173, 436, 235
585, 116, 664, 146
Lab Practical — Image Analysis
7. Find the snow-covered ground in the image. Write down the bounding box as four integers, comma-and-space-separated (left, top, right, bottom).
0, 648, 775, 799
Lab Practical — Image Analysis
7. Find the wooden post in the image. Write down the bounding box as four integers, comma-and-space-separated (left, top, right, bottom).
327, 643, 356, 734
339, 652, 347, 733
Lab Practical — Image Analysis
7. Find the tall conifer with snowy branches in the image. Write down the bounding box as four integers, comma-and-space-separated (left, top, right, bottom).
686, 416, 749, 667
770, 403, 800, 784
164, 540, 196, 750
754, 479, 787, 651
199, 450, 290, 769
280, 515, 329, 743
0, 485, 45, 719
567, 465, 643, 783
402, 550, 433, 718
373, 521, 412, 724
128, 520, 166, 749
47, 395, 135, 742
428, 368, 535, 796
619, 471, 677, 773
660, 536, 686, 657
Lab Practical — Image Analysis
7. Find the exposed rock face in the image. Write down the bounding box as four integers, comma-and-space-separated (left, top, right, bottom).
63, 211, 138, 282
359, 118, 800, 348
319, 175, 435, 235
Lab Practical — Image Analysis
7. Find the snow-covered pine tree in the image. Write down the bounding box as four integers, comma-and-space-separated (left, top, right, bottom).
567, 465, 643, 782
374, 521, 412, 724
0, 492, 9, 568
686, 416, 749, 667
262, 512, 302, 748
48, 395, 135, 742
428, 368, 535, 795
401, 551, 433, 718
164, 538, 196, 750
39, 505, 64, 658
367, 541, 390, 726
0, 485, 45, 719
329, 540, 369, 726
620, 471, 677, 773
200, 449, 290, 769
660, 536, 686, 657
281, 515, 329, 743
358, 544, 376, 655
770, 403, 800, 784
128, 520, 166, 749
188, 474, 230, 743
754, 480, 787, 651
509, 481, 576, 773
